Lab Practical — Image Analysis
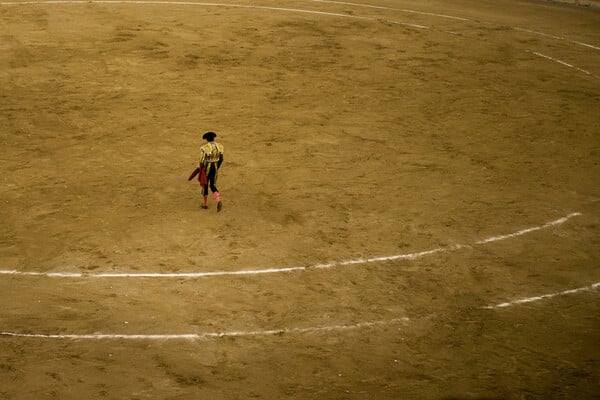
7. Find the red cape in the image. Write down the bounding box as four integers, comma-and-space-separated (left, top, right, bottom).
188, 167, 207, 186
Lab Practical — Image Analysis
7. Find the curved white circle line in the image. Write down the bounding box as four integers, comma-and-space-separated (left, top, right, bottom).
2, 282, 598, 340
0, 212, 582, 279
513, 27, 600, 51
483, 282, 600, 309
299, 0, 471, 21
528, 50, 600, 80
2, 0, 598, 51
0, 317, 410, 340
0, 0, 466, 21
1, 0, 597, 75
0, 0, 386, 23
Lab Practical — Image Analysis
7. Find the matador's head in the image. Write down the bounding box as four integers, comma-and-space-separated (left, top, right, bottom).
202, 131, 217, 142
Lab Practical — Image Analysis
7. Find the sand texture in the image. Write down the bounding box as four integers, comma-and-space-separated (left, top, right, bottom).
1, 0, 599, 399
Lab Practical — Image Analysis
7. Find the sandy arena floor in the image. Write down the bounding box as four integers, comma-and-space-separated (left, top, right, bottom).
1, 0, 599, 399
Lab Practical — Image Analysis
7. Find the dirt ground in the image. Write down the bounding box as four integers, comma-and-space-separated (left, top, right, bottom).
1, 0, 599, 399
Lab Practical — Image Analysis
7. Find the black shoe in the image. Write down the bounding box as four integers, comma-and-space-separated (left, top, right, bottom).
217, 201, 222, 212
201, 205, 208, 209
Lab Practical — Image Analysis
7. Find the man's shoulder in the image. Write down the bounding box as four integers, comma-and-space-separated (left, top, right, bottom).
200, 143, 212, 151
200, 142, 224, 152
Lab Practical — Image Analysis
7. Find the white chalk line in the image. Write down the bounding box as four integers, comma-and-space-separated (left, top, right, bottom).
529, 50, 599, 79
3, 0, 600, 50
474, 212, 581, 244
4, 280, 600, 340
0, 212, 582, 278
301, 0, 471, 21
0, 0, 431, 29
0, 317, 410, 340
0, 0, 462, 22
513, 27, 600, 51
2, 0, 598, 79
0, 0, 372, 20
483, 282, 600, 309
0, 265, 309, 278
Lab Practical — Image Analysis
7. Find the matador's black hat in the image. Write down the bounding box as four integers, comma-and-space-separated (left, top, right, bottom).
202, 131, 217, 141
